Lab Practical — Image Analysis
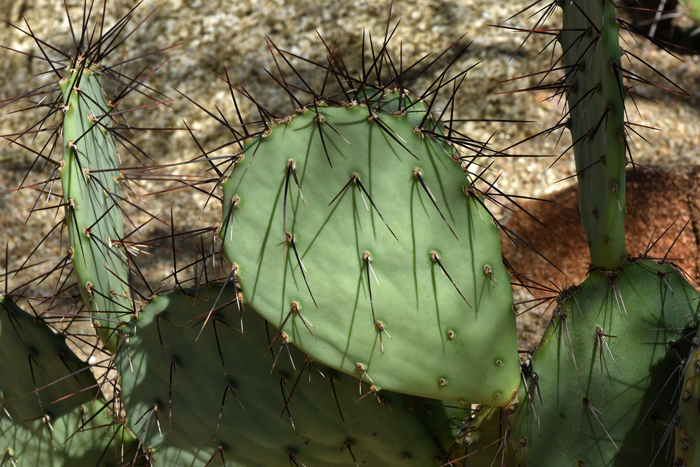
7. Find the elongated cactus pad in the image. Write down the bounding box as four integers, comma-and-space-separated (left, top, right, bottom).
511, 260, 698, 466
560, 0, 627, 269
60, 63, 131, 349
117, 285, 466, 466
0, 295, 132, 466
219, 90, 519, 405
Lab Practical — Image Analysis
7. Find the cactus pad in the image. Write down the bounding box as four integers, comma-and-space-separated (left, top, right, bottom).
219, 90, 519, 405
511, 260, 698, 466
0, 295, 132, 466
117, 285, 466, 465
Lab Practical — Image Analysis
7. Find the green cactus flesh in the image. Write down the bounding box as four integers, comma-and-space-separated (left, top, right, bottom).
117, 285, 466, 466
559, 0, 627, 269
0, 295, 132, 466
219, 90, 519, 406
690, 0, 700, 23
511, 260, 698, 466
60, 63, 130, 350
675, 336, 700, 466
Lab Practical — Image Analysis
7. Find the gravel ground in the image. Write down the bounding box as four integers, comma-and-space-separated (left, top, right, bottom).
1, 0, 699, 353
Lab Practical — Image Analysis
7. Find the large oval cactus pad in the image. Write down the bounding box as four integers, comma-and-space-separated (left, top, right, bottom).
219, 91, 519, 405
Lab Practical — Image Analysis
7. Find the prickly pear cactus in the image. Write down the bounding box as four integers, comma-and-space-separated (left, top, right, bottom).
511, 260, 699, 466
0, 295, 132, 465
219, 90, 519, 406
117, 285, 466, 466
60, 61, 131, 350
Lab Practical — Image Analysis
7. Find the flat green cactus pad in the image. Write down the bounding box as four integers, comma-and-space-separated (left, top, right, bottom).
511, 260, 699, 466
0, 295, 133, 466
219, 91, 519, 406
117, 285, 466, 466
